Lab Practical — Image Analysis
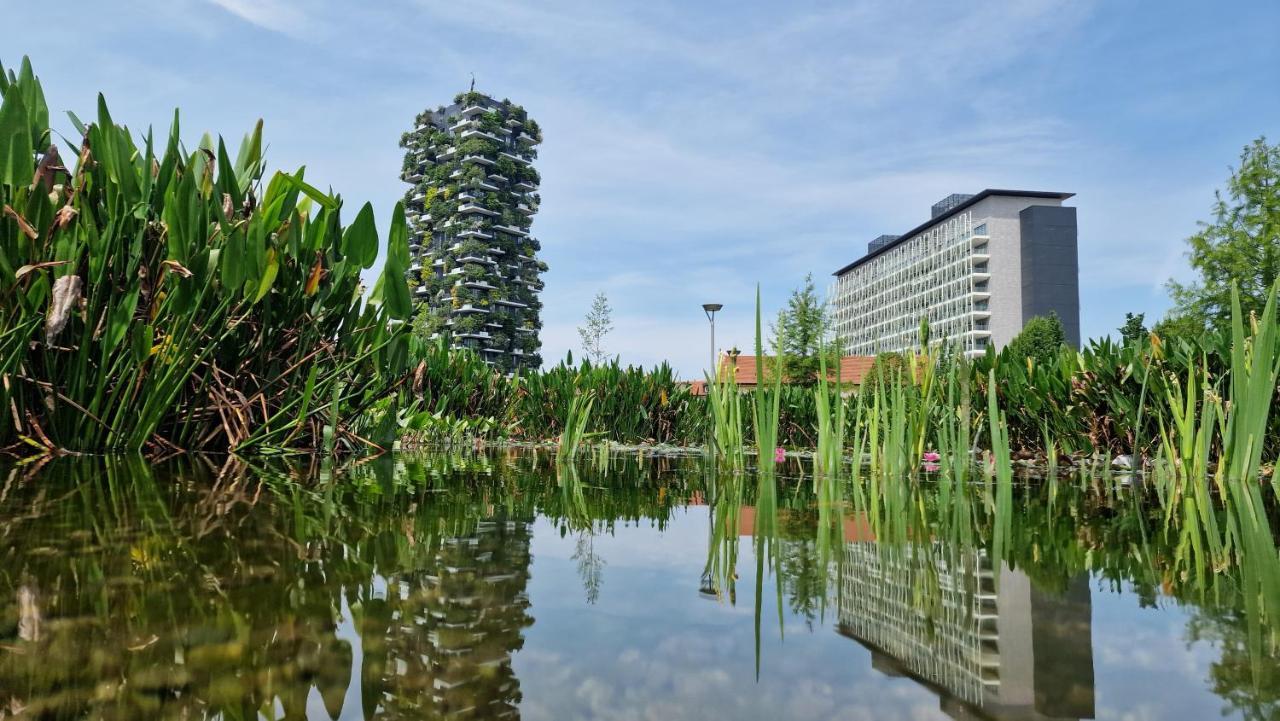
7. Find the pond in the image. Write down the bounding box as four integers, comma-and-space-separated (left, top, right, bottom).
0, 451, 1276, 720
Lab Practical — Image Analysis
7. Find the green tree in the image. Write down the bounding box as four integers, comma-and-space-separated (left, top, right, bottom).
1166, 137, 1280, 334
1006, 313, 1067, 365
1118, 312, 1147, 344
577, 291, 613, 364
771, 273, 835, 386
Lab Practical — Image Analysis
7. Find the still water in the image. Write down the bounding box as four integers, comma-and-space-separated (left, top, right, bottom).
0, 451, 1276, 720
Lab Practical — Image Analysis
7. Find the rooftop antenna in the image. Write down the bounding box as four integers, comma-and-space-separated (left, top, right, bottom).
469, 73, 475, 93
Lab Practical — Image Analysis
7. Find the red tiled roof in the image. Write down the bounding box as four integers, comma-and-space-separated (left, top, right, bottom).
688, 354, 876, 395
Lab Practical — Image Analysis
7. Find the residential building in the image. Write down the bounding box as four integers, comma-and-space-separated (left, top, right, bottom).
829, 190, 1079, 357
837, 541, 1095, 721
399, 91, 547, 371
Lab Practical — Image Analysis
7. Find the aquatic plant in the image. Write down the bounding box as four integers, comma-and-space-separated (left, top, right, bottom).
0, 58, 413, 454
751, 286, 783, 463
706, 358, 745, 465
556, 390, 595, 462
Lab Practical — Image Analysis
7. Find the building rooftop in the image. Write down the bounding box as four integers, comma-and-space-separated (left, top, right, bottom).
833, 189, 1074, 277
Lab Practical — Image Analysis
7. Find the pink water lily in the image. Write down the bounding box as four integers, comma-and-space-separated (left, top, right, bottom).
774, 447, 785, 463
922, 451, 941, 463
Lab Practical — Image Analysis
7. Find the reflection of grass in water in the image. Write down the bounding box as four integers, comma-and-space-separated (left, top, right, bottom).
3, 429, 1280, 716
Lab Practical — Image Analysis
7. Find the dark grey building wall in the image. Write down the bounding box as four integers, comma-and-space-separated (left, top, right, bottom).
1019, 206, 1080, 347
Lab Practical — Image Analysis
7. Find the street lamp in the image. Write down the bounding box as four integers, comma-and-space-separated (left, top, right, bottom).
702, 303, 723, 379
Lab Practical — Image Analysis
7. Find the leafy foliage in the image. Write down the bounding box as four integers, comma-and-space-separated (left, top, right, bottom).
0, 58, 412, 454
770, 273, 834, 386
1005, 313, 1067, 365
1167, 137, 1280, 335
1119, 312, 1147, 344
577, 291, 613, 364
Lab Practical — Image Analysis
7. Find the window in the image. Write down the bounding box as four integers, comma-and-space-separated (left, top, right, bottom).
973, 223, 987, 236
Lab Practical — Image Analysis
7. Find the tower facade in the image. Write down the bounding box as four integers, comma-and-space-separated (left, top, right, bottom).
400, 91, 547, 371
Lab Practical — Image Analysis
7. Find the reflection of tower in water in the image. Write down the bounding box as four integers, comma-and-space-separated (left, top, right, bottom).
364, 516, 534, 720
836, 542, 1095, 721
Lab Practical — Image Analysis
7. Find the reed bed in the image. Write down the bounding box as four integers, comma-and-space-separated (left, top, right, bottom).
1, 58, 414, 454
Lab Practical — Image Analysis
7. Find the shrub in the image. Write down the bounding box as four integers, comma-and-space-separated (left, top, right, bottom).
1005, 313, 1067, 366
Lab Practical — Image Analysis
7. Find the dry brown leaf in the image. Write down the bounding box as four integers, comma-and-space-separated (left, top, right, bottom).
2, 205, 37, 240
46, 275, 83, 339
14, 260, 70, 280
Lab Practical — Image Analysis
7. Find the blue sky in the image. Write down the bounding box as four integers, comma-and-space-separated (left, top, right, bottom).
5, 1, 1278, 378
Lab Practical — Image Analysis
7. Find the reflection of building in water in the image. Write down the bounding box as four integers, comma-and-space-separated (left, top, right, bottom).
371, 516, 534, 720
837, 542, 1095, 720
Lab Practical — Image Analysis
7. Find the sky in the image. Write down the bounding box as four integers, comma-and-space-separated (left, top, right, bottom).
4, 1, 1278, 378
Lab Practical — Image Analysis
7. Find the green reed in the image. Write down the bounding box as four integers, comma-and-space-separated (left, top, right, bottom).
706, 354, 745, 465
556, 390, 595, 462
751, 285, 782, 463
813, 342, 846, 482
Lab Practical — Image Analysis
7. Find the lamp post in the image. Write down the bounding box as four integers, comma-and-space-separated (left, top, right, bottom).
702, 303, 723, 379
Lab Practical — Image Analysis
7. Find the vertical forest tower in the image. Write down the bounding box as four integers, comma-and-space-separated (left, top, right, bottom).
400, 90, 547, 371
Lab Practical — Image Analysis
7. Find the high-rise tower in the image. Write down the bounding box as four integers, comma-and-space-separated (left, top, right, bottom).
400, 91, 547, 371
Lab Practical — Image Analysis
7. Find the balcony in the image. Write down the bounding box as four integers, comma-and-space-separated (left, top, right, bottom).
454, 304, 490, 314
516, 132, 537, 145
461, 129, 502, 143
488, 173, 509, 184
493, 225, 528, 237
462, 154, 495, 167
514, 181, 536, 191
505, 118, 522, 128
499, 151, 530, 165
459, 203, 498, 217
450, 118, 477, 132
437, 146, 457, 161
494, 298, 528, 308
464, 280, 496, 290
457, 229, 494, 240
460, 105, 488, 117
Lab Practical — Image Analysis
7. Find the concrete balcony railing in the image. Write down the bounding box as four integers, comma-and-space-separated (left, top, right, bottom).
461, 129, 502, 144
459, 203, 498, 217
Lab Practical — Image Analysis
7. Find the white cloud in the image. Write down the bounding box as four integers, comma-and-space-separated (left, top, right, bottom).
205, 0, 314, 36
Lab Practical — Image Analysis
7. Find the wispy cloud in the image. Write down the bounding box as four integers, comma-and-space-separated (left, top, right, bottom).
205, 0, 314, 37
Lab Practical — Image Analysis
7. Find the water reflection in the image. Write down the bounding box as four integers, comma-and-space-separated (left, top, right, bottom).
0, 452, 1276, 720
